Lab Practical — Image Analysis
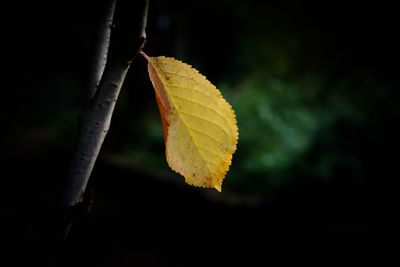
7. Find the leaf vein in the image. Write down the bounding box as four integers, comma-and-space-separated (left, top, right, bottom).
177, 110, 230, 138
161, 70, 210, 85
166, 82, 215, 98
169, 93, 229, 124
198, 145, 225, 160
205, 159, 219, 167
186, 126, 224, 144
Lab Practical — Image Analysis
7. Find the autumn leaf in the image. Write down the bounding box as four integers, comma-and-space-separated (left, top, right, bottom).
141, 52, 238, 191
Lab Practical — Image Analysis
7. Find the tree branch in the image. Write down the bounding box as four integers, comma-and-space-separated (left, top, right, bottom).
63, 0, 148, 210
87, 0, 116, 100
66, 0, 149, 209
47, 2, 149, 265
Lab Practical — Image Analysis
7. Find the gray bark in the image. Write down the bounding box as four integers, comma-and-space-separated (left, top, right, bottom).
62, 0, 149, 214
87, 0, 116, 100
47, 2, 149, 265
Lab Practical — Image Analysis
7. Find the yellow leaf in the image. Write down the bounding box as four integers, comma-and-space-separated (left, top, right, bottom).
141, 52, 238, 191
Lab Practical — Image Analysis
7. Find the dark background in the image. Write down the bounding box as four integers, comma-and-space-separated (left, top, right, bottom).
2, 0, 398, 265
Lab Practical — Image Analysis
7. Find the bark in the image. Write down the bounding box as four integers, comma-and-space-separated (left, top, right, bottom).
47, 1, 149, 264
87, 0, 116, 100
45, 0, 149, 266
63, 0, 148, 212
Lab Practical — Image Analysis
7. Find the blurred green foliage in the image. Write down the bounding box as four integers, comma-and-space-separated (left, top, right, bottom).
221, 75, 361, 189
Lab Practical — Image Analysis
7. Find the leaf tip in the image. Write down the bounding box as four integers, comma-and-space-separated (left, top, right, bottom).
214, 184, 222, 192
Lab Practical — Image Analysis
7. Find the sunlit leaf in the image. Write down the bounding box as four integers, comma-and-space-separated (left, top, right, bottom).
141, 52, 238, 191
